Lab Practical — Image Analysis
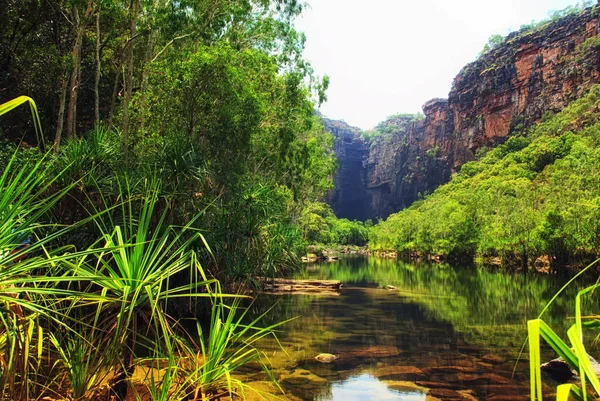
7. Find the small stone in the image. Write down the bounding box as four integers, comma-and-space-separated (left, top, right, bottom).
314, 353, 338, 363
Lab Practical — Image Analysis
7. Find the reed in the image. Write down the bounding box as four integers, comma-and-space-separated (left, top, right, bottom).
528, 267, 600, 401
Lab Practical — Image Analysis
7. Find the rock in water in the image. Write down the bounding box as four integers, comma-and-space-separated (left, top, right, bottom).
315, 353, 339, 363
541, 358, 576, 382
541, 355, 600, 383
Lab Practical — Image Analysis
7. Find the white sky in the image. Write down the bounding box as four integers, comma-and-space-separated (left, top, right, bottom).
295, 0, 585, 129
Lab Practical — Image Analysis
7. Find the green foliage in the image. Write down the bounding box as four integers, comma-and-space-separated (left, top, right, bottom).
361, 113, 420, 142
479, 1, 594, 59
0, 140, 287, 401
0, 96, 44, 146
370, 85, 600, 269
0, 0, 336, 283
478, 34, 505, 57
425, 145, 441, 158
528, 269, 600, 401
179, 292, 290, 400
300, 202, 369, 246
0, 0, 334, 396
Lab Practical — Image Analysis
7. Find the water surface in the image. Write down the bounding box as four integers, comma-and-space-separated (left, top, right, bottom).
241, 257, 597, 401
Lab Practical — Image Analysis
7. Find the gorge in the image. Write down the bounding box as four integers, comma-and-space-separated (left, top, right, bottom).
326, 6, 600, 221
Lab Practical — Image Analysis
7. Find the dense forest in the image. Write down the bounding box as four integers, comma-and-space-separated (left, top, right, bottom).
0, 0, 343, 282
0, 1, 345, 400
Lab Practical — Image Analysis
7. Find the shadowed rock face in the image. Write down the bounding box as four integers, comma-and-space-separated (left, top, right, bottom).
326, 6, 600, 221
323, 118, 371, 221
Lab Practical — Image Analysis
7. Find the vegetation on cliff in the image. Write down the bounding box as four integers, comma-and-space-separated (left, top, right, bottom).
361, 113, 423, 142
370, 85, 600, 270
479, 0, 595, 57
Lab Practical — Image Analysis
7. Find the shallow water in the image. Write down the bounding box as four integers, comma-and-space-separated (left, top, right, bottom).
242, 257, 598, 401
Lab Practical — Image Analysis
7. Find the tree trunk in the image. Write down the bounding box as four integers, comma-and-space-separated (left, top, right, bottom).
54, 71, 69, 152
65, 7, 83, 141
94, 6, 101, 126
107, 50, 123, 127
65, 1, 94, 140
121, 0, 142, 159
138, 30, 155, 132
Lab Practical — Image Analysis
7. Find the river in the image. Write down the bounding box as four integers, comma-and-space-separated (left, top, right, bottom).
238, 257, 597, 401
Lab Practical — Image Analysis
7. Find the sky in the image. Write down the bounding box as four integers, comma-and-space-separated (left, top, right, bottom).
295, 0, 585, 129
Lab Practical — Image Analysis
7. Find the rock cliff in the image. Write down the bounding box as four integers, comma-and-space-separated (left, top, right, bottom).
323, 117, 372, 221
326, 6, 600, 220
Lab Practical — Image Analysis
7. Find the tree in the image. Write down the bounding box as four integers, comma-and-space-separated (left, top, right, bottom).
478, 34, 504, 57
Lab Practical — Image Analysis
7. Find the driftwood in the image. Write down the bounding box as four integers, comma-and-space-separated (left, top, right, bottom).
259, 278, 342, 295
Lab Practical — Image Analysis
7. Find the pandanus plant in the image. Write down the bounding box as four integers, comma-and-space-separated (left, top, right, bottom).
0, 96, 77, 399
61, 177, 217, 399
178, 291, 290, 400
0, 96, 288, 400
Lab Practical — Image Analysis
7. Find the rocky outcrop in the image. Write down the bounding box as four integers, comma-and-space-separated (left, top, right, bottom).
365, 106, 454, 218
450, 7, 600, 163
327, 6, 600, 220
323, 118, 371, 220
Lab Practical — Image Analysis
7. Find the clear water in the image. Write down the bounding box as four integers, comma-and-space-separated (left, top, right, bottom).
241, 257, 598, 401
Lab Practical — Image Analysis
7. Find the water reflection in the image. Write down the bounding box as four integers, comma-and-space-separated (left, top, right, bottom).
321, 374, 426, 401
242, 257, 599, 400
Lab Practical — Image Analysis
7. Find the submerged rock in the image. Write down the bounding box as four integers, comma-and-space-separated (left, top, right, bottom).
427, 388, 467, 400
373, 365, 427, 381
382, 380, 428, 393
351, 345, 402, 358
422, 366, 478, 375
481, 353, 506, 364
449, 372, 510, 385
279, 368, 329, 387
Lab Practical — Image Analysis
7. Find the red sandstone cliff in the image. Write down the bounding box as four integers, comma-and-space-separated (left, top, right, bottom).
328, 6, 600, 220
450, 6, 600, 166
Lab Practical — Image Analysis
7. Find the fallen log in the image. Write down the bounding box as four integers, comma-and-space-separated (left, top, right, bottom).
258, 278, 342, 295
